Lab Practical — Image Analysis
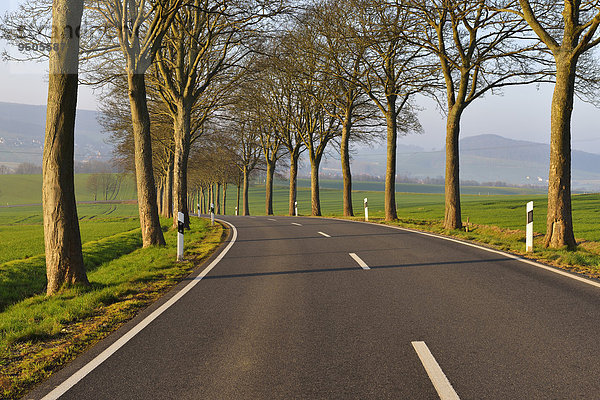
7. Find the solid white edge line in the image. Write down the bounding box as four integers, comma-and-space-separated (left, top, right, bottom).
333, 218, 600, 290
412, 341, 460, 400
291, 223, 302, 226
41, 220, 238, 400
318, 231, 331, 238
349, 253, 370, 270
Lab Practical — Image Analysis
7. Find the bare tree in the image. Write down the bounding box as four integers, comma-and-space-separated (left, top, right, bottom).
405, 0, 550, 230
88, 0, 183, 247
239, 71, 287, 215
229, 116, 262, 216
252, 48, 305, 216
275, 22, 342, 216
307, 0, 377, 217
87, 173, 125, 200
43, 0, 89, 295
257, 116, 285, 216
15, 163, 43, 174
347, 0, 425, 221
150, 0, 249, 229
496, 1, 600, 249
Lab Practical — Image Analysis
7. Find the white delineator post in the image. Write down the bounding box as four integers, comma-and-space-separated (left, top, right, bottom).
364, 198, 368, 222
210, 203, 215, 226
526, 201, 533, 252
294, 201, 298, 217
177, 212, 184, 261
235, 206, 238, 216
197, 203, 200, 218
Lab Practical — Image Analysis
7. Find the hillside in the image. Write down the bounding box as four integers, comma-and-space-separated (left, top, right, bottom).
0, 102, 110, 167
320, 134, 600, 191
1, 101, 598, 190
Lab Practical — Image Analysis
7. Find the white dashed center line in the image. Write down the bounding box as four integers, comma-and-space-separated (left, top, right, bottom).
412, 341, 460, 400
349, 253, 370, 270
291, 223, 302, 226
318, 232, 331, 238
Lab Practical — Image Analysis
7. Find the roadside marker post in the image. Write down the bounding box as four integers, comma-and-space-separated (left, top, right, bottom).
526, 201, 533, 252
177, 212, 184, 261
295, 201, 298, 217
210, 203, 215, 226
197, 203, 200, 218
235, 206, 238, 216
364, 198, 368, 222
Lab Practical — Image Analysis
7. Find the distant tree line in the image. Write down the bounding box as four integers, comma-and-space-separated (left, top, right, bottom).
0, 160, 123, 175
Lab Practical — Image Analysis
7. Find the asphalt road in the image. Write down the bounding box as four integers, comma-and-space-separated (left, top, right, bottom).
27, 216, 600, 399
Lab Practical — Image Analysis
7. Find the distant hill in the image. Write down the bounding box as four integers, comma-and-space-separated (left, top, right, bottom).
0, 102, 110, 167
1, 101, 598, 191
320, 134, 600, 191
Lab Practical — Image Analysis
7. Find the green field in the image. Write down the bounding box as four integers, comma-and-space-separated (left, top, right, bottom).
1, 174, 599, 267
0, 174, 137, 205
0, 204, 140, 264
224, 184, 600, 242
293, 178, 547, 196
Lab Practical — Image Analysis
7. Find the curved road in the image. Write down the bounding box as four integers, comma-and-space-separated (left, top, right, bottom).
27, 216, 600, 399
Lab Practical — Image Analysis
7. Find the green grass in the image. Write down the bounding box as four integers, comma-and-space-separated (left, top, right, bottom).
0, 204, 140, 264
227, 184, 600, 242
0, 174, 137, 205
293, 178, 547, 195
372, 216, 600, 279
0, 228, 144, 312
0, 220, 205, 346
0, 218, 223, 399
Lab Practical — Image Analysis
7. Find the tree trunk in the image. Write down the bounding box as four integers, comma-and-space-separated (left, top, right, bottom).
341, 112, 353, 217
384, 107, 398, 221
289, 155, 298, 216
444, 105, 464, 230
157, 178, 164, 216
161, 158, 173, 218
203, 186, 208, 214
310, 157, 322, 216
216, 182, 221, 215
236, 182, 241, 215
243, 167, 250, 216
43, 0, 88, 295
266, 160, 275, 215
127, 72, 165, 247
166, 153, 174, 218
200, 186, 205, 214
172, 103, 191, 229
222, 182, 227, 215
545, 56, 577, 249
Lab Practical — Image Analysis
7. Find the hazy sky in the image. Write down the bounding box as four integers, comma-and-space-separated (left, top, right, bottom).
1, 1, 599, 154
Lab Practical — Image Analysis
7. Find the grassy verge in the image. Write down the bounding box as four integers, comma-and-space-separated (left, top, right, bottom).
0, 228, 143, 312
340, 216, 600, 281
0, 205, 140, 264
0, 218, 225, 399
